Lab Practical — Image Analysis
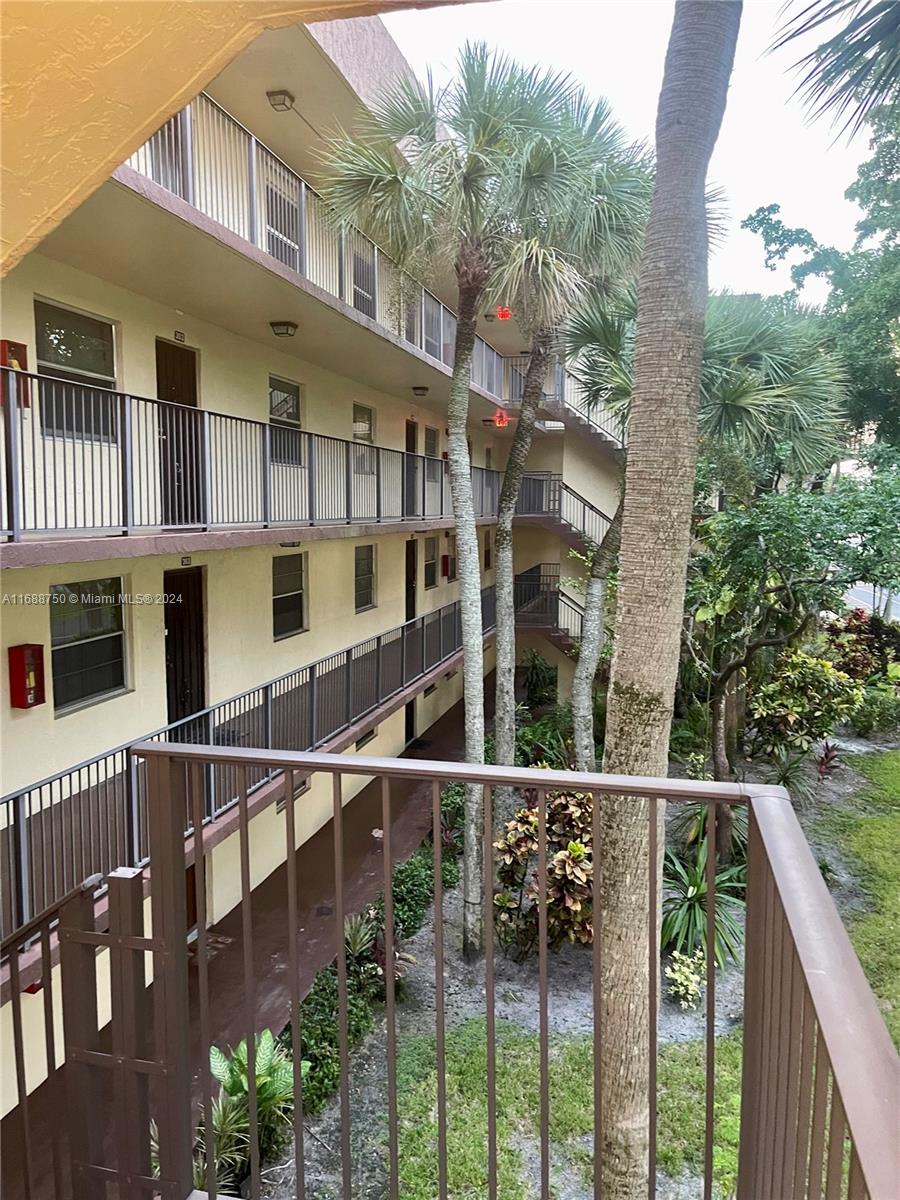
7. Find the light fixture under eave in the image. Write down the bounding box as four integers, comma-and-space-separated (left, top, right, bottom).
267, 89, 295, 113
412, 386, 429, 397
270, 320, 298, 338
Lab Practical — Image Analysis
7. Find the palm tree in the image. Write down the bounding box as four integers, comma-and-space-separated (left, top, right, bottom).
774, 0, 900, 135
566, 290, 848, 482
595, 3, 742, 1196
489, 98, 650, 798
319, 44, 582, 957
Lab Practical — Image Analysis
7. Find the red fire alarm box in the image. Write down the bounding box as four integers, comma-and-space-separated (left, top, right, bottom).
441, 554, 451, 578
8, 644, 45, 709
1, 340, 30, 407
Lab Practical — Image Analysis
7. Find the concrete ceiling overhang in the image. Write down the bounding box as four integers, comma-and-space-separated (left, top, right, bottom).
0, 0, 473, 277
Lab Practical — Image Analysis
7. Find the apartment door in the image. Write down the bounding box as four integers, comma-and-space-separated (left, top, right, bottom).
163, 567, 206, 726
405, 539, 417, 622
405, 700, 416, 746
156, 339, 205, 527
404, 419, 419, 517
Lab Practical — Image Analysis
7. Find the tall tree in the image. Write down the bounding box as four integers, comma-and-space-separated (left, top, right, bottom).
491, 99, 650, 799
320, 44, 581, 956
597, 4, 742, 1196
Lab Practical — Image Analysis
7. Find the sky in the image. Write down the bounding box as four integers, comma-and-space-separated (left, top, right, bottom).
383, 0, 869, 305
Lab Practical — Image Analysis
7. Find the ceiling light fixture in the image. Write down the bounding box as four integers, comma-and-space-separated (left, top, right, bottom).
267, 89, 296, 113
412, 386, 429, 397
270, 320, 298, 338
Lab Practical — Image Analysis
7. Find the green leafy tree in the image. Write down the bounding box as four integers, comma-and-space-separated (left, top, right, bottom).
742, 108, 900, 441
320, 43, 584, 956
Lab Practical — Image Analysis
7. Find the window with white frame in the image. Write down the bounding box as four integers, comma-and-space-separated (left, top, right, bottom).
424, 537, 438, 589
354, 544, 376, 611
272, 553, 307, 639
269, 376, 304, 466
35, 300, 117, 440
50, 577, 126, 710
446, 534, 457, 582
352, 404, 376, 475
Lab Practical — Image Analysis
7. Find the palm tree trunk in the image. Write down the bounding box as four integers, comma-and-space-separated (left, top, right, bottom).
494, 332, 551, 819
599, 4, 742, 1197
572, 509, 622, 771
449, 262, 490, 960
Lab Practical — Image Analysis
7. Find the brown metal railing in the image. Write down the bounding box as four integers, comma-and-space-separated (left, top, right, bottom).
5, 748, 894, 1198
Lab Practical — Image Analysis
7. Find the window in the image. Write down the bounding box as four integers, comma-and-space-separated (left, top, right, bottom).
424, 537, 438, 589
484, 530, 492, 570
354, 545, 376, 611
352, 243, 376, 319
485, 447, 493, 470
50, 577, 126, 710
423, 293, 441, 359
35, 300, 117, 440
273, 553, 307, 639
424, 427, 440, 459
353, 404, 376, 475
269, 376, 304, 466
356, 727, 377, 750
446, 535, 457, 582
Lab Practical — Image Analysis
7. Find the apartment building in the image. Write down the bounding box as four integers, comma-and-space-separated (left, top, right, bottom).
0, 16, 623, 1132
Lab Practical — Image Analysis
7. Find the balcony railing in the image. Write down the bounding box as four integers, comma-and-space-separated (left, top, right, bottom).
0, 368, 501, 541
4, 751, 895, 1199
516, 471, 613, 548
0, 574, 579, 938
503, 353, 626, 448
124, 92, 507, 394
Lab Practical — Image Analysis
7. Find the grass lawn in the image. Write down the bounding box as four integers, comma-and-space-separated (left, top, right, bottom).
821, 749, 900, 1047
395, 1020, 743, 1198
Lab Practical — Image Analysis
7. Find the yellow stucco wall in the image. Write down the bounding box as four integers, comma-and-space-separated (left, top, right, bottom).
0, 0, 469, 276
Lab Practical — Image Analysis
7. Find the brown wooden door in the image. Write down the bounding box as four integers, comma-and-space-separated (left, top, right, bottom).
405, 538, 417, 622
404, 419, 419, 517
163, 567, 206, 726
156, 339, 205, 526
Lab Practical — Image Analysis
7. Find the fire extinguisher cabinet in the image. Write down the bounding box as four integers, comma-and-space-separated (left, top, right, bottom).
8, 644, 46, 708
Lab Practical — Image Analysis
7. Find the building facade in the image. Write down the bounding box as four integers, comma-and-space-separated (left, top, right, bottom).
0, 16, 622, 1121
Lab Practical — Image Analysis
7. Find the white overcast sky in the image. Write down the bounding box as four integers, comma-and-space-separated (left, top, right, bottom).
383, 0, 868, 305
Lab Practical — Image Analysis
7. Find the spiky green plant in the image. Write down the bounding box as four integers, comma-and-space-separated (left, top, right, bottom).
661, 841, 746, 967
209, 1029, 296, 1161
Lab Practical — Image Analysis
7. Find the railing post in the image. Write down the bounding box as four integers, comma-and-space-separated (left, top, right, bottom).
345, 440, 353, 523
400, 622, 407, 686
179, 103, 194, 206
120, 393, 134, 533
307, 434, 317, 523
144, 753, 194, 1193
297, 177, 307, 276
376, 448, 382, 522
12, 791, 30, 929
372, 245, 379, 323
309, 662, 318, 747
247, 135, 258, 247
345, 649, 353, 728
338, 228, 346, 302
125, 754, 141, 867
261, 423, 272, 526
375, 633, 383, 703
201, 409, 213, 528
60, 880, 105, 1200
4, 369, 22, 540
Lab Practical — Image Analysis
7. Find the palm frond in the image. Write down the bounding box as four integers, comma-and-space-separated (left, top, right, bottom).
774, 0, 900, 135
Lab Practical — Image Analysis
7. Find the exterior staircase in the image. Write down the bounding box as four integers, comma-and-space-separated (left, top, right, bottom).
515, 474, 612, 553
514, 563, 584, 654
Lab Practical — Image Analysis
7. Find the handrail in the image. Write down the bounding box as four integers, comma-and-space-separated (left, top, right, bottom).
0, 366, 502, 540
748, 795, 900, 1199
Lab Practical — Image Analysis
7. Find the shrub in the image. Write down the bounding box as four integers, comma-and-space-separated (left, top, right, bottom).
824, 608, 900, 680
285, 967, 375, 1113
750, 651, 863, 753
209, 1029, 295, 1161
515, 705, 575, 769
670, 802, 749, 863
522, 649, 557, 708
763, 745, 816, 807
669, 700, 711, 760
493, 790, 593, 955
661, 841, 746, 967
665, 948, 707, 1010
851, 680, 900, 736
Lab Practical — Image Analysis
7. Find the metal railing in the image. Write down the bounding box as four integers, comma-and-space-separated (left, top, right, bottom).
0, 576, 581, 938
1, 368, 501, 540
6, 748, 893, 1198
517, 472, 613, 549
124, 93, 505, 395
501, 354, 626, 448
514, 564, 584, 642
